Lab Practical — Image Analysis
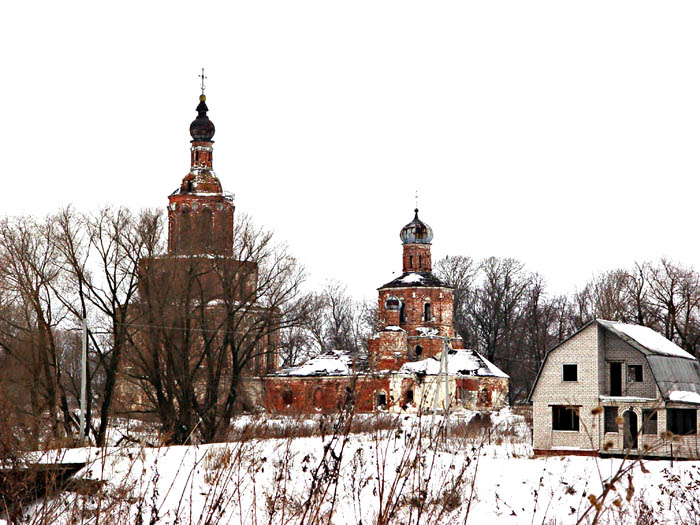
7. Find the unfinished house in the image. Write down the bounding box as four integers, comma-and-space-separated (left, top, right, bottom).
529, 319, 700, 458
265, 209, 509, 415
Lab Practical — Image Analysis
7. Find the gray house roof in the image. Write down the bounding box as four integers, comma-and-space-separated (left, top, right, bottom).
597, 320, 700, 404
528, 319, 700, 405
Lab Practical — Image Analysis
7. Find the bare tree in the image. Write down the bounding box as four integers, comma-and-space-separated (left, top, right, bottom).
128, 213, 313, 443
0, 216, 74, 443
51, 206, 163, 445
434, 255, 478, 347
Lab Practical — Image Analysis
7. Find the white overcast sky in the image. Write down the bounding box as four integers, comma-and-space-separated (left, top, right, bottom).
1, 1, 699, 301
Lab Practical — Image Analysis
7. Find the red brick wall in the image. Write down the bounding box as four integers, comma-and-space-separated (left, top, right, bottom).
265, 375, 392, 414
167, 194, 234, 256
402, 244, 432, 272
455, 376, 509, 409
377, 287, 455, 339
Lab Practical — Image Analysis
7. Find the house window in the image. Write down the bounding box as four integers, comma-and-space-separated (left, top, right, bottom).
642, 409, 658, 434
424, 303, 432, 321
376, 391, 387, 409
604, 407, 618, 433
552, 406, 580, 431
562, 364, 578, 382
628, 365, 643, 382
667, 408, 697, 435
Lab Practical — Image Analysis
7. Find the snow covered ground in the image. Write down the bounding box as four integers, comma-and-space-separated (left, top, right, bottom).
6, 409, 700, 524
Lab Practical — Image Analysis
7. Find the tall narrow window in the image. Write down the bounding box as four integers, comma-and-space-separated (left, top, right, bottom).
409, 256, 413, 269
642, 409, 658, 434
419, 255, 422, 268
424, 303, 432, 321
282, 389, 293, 407
604, 407, 618, 433
400, 303, 407, 323
610, 362, 622, 396
376, 392, 387, 409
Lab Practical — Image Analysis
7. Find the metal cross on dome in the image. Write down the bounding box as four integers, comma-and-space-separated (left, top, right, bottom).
199, 68, 207, 95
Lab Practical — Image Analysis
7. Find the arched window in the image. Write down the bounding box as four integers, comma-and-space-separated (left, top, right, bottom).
409, 255, 414, 269
179, 205, 192, 253
400, 302, 407, 323
313, 388, 324, 410
200, 207, 214, 252
406, 390, 414, 404
419, 255, 422, 268
424, 303, 432, 321
415, 345, 423, 356
282, 388, 294, 407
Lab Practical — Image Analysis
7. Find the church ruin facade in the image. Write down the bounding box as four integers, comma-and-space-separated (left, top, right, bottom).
265, 210, 509, 414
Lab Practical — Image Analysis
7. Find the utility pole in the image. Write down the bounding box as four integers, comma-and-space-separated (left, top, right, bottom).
442, 337, 450, 438
79, 317, 87, 443
431, 337, 452, 433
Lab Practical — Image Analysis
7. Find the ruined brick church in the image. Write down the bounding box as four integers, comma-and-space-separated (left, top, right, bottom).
265, 210, 509, 414
120, 91, 508, 415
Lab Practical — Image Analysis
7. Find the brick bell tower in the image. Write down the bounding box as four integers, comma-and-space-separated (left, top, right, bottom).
167, 91, 234, 256
134, 81, 277, 376
368, 208, 464, 371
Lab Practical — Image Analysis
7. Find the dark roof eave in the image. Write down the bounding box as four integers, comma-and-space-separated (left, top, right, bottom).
377, 272, 452, 290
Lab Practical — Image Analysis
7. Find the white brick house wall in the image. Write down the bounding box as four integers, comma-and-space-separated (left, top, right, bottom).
531, 323, 601, 451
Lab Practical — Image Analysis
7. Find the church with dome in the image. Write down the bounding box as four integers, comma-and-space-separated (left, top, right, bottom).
119, 86, 508, 417
264, 209, 509, 414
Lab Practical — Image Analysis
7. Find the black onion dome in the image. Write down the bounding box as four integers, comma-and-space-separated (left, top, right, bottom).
399, 208, 433, 244
189, 94, 215, 142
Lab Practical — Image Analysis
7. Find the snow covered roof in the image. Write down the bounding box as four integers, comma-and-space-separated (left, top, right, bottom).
416, 326, 439, 337
598, 320, 695, 359
398, 349, 509, 378
668, 390, 700, 404
273, 350, 352, 377
379, 272, 448, 290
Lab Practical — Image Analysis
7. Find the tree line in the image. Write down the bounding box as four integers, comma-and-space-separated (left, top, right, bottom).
2, 204, 700, 448
434, 255, 700, 402
0, 207, 311, 448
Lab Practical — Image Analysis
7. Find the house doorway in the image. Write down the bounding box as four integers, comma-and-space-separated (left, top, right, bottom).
610, 362, 622, 396
623, 410, 638, 450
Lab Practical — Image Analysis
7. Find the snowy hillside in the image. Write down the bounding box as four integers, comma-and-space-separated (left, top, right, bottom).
5, 409, 700, 524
